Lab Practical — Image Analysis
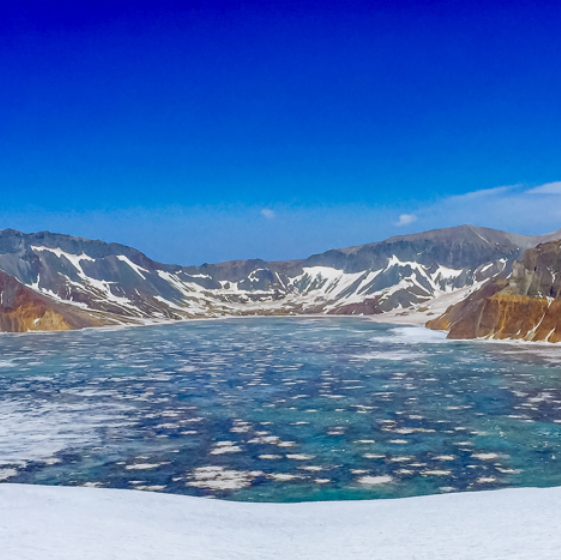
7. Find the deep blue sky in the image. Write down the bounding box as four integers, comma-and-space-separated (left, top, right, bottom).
1, 0, 561, 265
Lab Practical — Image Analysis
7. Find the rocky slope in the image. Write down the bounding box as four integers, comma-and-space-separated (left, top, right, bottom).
0, 225, 558, 332
0, 269, 113, 332
427, 239, 561, 342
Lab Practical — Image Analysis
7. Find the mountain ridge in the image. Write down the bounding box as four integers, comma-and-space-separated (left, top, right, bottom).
0, 224, 560, 332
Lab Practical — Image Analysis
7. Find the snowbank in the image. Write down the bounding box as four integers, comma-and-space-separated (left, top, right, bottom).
1, 483, 560, 559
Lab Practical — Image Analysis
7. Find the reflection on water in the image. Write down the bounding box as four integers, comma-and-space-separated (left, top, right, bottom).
1, 318, 561, 502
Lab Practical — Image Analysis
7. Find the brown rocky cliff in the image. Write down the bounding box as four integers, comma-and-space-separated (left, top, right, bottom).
426, 240, 561, 343
0, 270, 113, 332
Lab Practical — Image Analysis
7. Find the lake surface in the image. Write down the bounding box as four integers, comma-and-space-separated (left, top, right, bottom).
1, 317, 561, 502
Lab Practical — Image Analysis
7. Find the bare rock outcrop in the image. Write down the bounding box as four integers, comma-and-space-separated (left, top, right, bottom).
427, 240, 561, 342
0, 269, 113, 332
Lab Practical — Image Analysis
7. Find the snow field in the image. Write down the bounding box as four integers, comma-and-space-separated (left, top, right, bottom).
1, 483, 560, 560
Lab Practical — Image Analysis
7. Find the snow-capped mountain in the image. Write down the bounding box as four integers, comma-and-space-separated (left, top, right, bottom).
0, 225, 559, 331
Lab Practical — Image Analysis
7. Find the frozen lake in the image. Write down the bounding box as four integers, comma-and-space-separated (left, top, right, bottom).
1, 317, 561, 501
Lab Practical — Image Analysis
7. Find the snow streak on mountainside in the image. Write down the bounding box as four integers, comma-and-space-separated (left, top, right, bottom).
0, 225, 559, 331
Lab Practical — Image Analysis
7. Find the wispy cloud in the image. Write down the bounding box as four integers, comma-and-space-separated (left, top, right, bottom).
261, 208, 275, 219
403, 180, 561, 235
395, 213, 417, 226
525, 181, 561, 194
446, 185, 513, 201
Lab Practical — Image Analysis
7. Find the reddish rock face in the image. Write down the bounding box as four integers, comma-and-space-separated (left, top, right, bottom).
0, 270, 111, 332
327, 298, 383, 315
427, 240, 561, 343
0, 270, 66, 332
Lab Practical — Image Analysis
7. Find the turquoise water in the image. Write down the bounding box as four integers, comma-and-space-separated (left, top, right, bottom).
1, 317, 561, 501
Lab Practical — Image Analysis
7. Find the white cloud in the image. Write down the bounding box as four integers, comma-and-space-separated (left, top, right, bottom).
261, 209, 275, 219
525, 181, 561, 194
447, 185, 513, 201
406, 180, 561, 235
395, 213, 417, 226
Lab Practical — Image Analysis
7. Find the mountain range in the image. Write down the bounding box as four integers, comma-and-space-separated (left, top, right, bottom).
1, 225, 560, 336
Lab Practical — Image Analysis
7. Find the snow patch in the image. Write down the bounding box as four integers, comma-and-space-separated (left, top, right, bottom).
116, 256, 149, 280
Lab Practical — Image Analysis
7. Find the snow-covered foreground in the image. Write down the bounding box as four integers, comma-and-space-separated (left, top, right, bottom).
1, 484, 560, 560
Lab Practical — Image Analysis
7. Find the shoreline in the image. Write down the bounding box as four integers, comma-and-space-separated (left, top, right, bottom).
3, 311, 561, 348
0, 312, 421, 338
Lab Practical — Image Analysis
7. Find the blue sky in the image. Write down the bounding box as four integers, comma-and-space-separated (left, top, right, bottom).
1, 0, 561, 265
